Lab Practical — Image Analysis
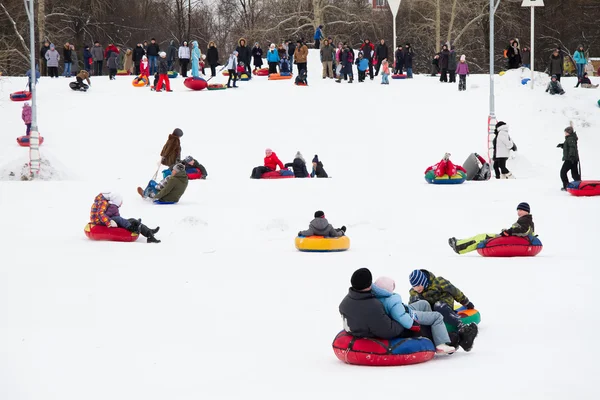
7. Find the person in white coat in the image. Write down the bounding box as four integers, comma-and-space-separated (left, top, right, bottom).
225, 51, 238, 88
178, 41, 190, 77
492, 121, 515, 179
45, 43, 61, 78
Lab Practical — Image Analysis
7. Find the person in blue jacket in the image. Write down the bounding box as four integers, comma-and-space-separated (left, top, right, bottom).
355, 52, 369, 82
266, 43, 280, 74
26, 65, 41, 92
191, 41, 201, 78
372, 276, 457, 354
314, 25, 324, 49
573, 45, 587, 81
83, 45, 93, 73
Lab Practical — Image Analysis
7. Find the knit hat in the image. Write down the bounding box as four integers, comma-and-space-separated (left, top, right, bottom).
172, 128, 183, 137
551, 74, 557, 79
314, 210, 325, 218
460, 54, 466, 61
517, 202, 530, 213
265, 148, 272, 154
173, 163, 185, 173
374, 276, 395, 293
103, 192, 123, 207
184, 155, 193, 163
565, 126, 574, 135
351, 268, 372, 291
295, 151, 305, 162
159, 51, 166, 57
312, 155, 319, 163
50, 43, 55, 49
409, 270, 428, 288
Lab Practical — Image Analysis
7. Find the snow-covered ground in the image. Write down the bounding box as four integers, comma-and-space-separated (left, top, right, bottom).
1, 52, 599, 400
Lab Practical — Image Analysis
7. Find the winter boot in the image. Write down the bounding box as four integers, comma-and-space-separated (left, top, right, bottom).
335, 79, 341, 83
458, 323, 478, 352
147, 236, 161, 244
505, 172, 515, 179
443, 152, 451, 161
436, 344, 456, 355
349, 77, 353, 83
151, 226, 160, 235
127, 218, 142, 234
448, 237, 459, 254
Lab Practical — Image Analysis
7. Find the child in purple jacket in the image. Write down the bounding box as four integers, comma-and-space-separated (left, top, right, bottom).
103, 192, 161, 243
456, 55, 469, 91
22, 102, 32, 135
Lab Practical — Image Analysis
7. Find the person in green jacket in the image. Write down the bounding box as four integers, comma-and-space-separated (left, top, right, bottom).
153, 163, 189, 203
448, 202, 535, 255
558, 126, 581, 191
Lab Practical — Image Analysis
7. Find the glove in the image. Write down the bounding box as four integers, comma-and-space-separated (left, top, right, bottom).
340, 226, 346, 233
409, 321, 421, 332
557, 143, 564, 148
465, 302, 475, 310
108, 220, 118, 228
298, 231, 303, 237
502, 230, 510, 237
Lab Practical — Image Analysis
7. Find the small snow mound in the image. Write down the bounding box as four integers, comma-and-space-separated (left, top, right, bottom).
180, 216, 208, 227
0, 157, 67, 181
499, 68, 549, 89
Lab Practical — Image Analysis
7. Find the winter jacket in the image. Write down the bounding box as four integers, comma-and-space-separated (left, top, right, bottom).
186, 158, 208, 178
63, 46, 72, 63
456, 62, 469, 75
574, 50, 586, 65
287, 42, 296, 58
408, 270, 470, 309
521, 50, 530, 65
236, 39, 251, 64
157, 57, 168, 74
206, 44, 218, 65
167, 41, 177, 61
339, 288, 407, 339
91, 45, 104, 61
356, 57, 369, 72
76, 70, 91, 85
285, 157, 309, 178
294, 44, 308, 63
133, 46, 145, 63
320, 44, 334, 62
375, 43, 389, 62
493, 124, 513, 159
371, 284, 415, 329
178, 45, 190, 60
84, 48, 93, 66
439, 49, 450, 69
155, 170, 189, 203
225, 54, 238, 70
90, 194, 111, 226
22, 104, 32, 124
264, 152, 284, 171
395, 49, 404, 66
252, 47, 263, 66
160, 134, 181, 166
448, 50, 457, 71
45, 49, 60, 67
504, 214, 535, 237
546, 80, 564, 94
403, 48, 413, 68
311, 161, 328, 178
26, 68, 40, 83
104, 45, 119, 61
266, 49, 280, 63
107, 52, 119, 69
40, 44, 50, 60
382, 63, 390, 75
278, 47, 287, 60
300, 217, 343, 237
548, 54, 563, 75
104, 204, 121, 219
140, 59, 149, 76
360, 42, 374, 60
146, 43, 160, 57
562, 132, 579, 162
71, 51, 80, 72
314, 27, 324, 41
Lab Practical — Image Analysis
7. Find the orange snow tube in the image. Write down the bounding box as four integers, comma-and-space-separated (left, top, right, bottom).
132, 76, 148, 87
268, 73, 293, 81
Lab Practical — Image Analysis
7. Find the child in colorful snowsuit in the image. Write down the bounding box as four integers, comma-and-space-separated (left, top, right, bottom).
90, 192, 161, 243
22, 103, 32, 135
380, 59, 390, 84
456, 55, 469, 91
425, 153, 467, 177
298, 210, 346, 237
408, 269, 478, 352
372, 276, 457, 354
355, 52, 369, 82
155, 52, 172, 92
448, 202, 535, 255
134, 55, 150, 86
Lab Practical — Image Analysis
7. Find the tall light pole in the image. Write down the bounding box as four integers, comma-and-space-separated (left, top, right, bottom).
522, 0, 544, 89
24, 0, 40, 177
388, 0, 402, 53
487, 0, 500, 162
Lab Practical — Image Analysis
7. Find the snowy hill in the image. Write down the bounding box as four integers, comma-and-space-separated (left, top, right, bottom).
0, 50, 599, 400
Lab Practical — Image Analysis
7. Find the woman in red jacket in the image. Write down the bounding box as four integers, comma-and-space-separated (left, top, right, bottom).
251, 148, 285, 178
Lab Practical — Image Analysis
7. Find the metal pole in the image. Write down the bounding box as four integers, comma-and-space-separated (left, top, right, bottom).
24, 0, 40, 177
393, 19, 397, 55
530, 6, 534, 89
487, 0, 497, 162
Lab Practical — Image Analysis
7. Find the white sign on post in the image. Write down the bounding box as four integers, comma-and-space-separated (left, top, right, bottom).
521, 0, 544, 6
388, 0, 402, 52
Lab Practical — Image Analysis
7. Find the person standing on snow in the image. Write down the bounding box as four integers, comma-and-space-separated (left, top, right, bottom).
91, 41, 104, 76
266, 44, 280, 74
557, 125, 581, 191
63, 42, 73, 77
146, 38, 160, 75
374, 39, 389, 76
236, 38, 252, 76
40, 41, 51, 76
225, 50, 239, 88
178, 41, 190, 77
191, 41, 201, 78
448, 46, 457, 83
45, 43, 60, 78
314, 25, 324, 49
359, 39, 375, 79
133, 43, 145, 75
573, 45, 587, 81
492, 121, 515, 179
206, 41, 219, 77
456, 55, 470, 91
166, 40, 178, 71
287, 40, 296, 74
439, 44, 450, 82
320, 39, 334, 79
252, 42, 263, 70
548, 48, 564, 81
294, 40, 309, 75
154, 52, 172, 92
21, 102, 32, 136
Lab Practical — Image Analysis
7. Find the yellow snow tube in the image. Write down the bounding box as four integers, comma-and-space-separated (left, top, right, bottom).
295, 235, 350, 252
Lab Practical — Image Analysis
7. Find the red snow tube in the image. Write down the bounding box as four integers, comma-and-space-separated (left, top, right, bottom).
476, 236, 543, 257
261, 170, 294, 179
567, 181, 600, 197
10, 91, 32, 101
253, 68, 269, 76
186, 168, 202, 180
84, 223, 139, 242
332, 331, 435, 367
184, 77, 208, 91
392, 74, 407, 79
17, 136, 44, 147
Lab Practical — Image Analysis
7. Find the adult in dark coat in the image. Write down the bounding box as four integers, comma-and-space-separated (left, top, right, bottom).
206, 41, 219, 77
252, 43, 263, 69
394, 45, 404, 74
507, 39, 521, 70
403, 43, 414, 78
132, 43, 145, 75
448, 47, 458, 83
287, 40, 296, 74
557, 126, 581, 190
284, 152, 309, 178
548, 48, 564, 81
236, 38, 252, 75
359, 39, 375, 79
166, 40, 178, 71
146, 38, 160, 75
374, 39, 389, 76
439, 45, 450, 82
40, 41, 51, 76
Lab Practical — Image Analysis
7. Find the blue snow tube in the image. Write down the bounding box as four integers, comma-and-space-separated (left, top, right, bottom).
153, 200, 177, 205
521, 78, 531, 85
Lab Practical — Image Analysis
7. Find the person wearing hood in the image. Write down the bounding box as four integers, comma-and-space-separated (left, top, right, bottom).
21, 102, 32, 136
191, 41, 201, 78
107, 51, 119, 80
160, 128, 183, 167
90, 192, 161, 243
206, 41, 219, 77
63, 43, 73, 77
355, 52, 369, 82
225, 50, 239, 88
439, 44, 450, 82
40, 41, 51, 76
314, 25, 324, 49
45, 43, 60, 78
449, 202, 535, 256
123, 48, 134, 74
546, 74, 565, 95
251, 42, 263, 70
294, 40, 309, 75
236, 38, 251, 75
166, 40, 178, 71
250, 148, 284, 179
456, 54, 470, 91
146, 38, 160, 75
573, 45, 587, 81
133, 43, 145, 75
285, 151, 310, 178
298, 210, 346, 237
178, 41, 190, 77
548, 48, 564, 81
557, 126, 581, 191
266, 44, 280, 74
310, 155, 328, 178
91, 41, 104, 76
182, 155, 208, 179
132, 55, 150, 86
448, 46, 457, 83
492, 121, 515, 179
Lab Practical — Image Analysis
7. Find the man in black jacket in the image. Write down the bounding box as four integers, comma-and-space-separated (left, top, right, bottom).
374, 39, 389, 76
40, 41, 50, 76
287, 40, 296, 74
146, 38, 160, 75
339, 268, 413, 339
132, 43, 145, 75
